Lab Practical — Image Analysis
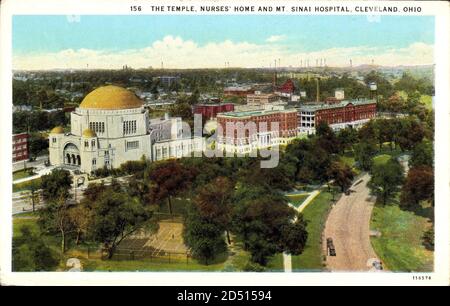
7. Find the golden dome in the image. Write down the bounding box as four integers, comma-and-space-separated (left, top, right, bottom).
50, 126, 64, 134
79, 85, 143, 110
82, 128, 97, 138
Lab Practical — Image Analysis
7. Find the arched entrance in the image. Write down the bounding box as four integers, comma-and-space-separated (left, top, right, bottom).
63, 143, 81, 166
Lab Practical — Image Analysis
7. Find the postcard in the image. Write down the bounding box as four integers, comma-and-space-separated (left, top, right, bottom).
0, 0, 449, 287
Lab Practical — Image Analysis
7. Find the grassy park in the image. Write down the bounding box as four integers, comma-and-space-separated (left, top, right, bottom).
292, 190, 335, 271
369, 149, 433, 271
370, 200, 433, 271
13, 168, 35, 181
12, 177, 42, 192
286, 193, 310, 208
13, 210, 285, 272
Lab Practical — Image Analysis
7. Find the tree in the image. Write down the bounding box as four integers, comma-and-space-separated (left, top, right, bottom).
280, 214, 308, 255
395, 117, 425, 151
354, 141, 377, 171
239, 156, 297, 191
146, 160, 197, 215
410, 140, 433, 168
194, 177, 234, 244
169, 102, 193, 121
38, 197, 75, 254
337, 127, 358, 154
232, 186, 305, 265
89, 187, 156, 259
383, 93, 406, 114
188, 88, 200, 105
422, 228, 434, 251
315, 121, 340, 154
327, 161, 355, 192
372, 119, 394, 150
40, 169, 72, 202
304, 144, 333, 182
368, 159, 404, 205
12, 225, 59, 271
68, 204, 92, 245
400, 166, 434, 209
119, 155, 148, 177
82, 182, 108, 202
358, 120, 377, 144
183, 203, 227, 265
28, 134, 49, 159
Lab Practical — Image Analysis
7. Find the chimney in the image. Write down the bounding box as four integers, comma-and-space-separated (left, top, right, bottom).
316, 77, 320, 103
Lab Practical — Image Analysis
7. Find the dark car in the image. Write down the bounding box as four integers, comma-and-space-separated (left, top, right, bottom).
326, 238, 336, 256
373, 260, 383, 270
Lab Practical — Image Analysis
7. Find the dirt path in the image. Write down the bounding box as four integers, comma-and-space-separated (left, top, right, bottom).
323, 173, 379, 271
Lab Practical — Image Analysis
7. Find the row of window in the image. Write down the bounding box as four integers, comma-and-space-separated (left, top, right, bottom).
84, 140, 97, 148
123, 120, 137, 135
155, 143, 195, 160
126, 140, 139, 150
13, 138, 27, 144
13, 145, 27, 150
89, 122, 105, 134
13, 152, 27, 158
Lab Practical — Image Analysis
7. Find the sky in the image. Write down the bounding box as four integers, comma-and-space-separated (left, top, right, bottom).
12, 15, 435, 70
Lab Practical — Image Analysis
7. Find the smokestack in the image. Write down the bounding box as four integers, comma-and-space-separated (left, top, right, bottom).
316, 77, 320, 103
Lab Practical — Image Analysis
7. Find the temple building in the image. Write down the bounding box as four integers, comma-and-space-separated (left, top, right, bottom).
49, 85, 202, 173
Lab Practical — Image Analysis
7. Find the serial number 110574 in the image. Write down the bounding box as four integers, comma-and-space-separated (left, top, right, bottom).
413, 275, 431, 281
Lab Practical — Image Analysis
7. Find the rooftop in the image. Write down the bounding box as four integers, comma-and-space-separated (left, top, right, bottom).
79, 85, 143, 110
218, 108, 296, 118
298, 99, 376, 111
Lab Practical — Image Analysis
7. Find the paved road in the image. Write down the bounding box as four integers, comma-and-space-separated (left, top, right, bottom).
12, 174, 132, 215
323, 173, 379, 271
12, 155, 48, 172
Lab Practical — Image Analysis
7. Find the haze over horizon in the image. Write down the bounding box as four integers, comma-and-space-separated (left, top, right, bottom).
13, 15, 434, 70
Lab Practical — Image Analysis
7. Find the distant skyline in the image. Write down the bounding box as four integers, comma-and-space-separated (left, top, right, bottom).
13, 15, 434, 70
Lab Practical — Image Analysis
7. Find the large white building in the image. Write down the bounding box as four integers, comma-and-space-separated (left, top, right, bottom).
49, 85, 202, 173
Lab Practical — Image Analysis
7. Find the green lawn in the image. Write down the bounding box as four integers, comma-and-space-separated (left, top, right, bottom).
266, 253, 284, 271
420, 95, 433, 110
340, 155, 356, 168
370, 201, 433, 272
13, 215, 227, 272
221, 237, 285, 272
13, 177, 42, 193
82, 256, 226, 272
13, 168, 35, 181
397, 91, 432, 111
13, 217, 40, 238
340, 153, 361, 176
292, 190, 334, 271
373, 154, 392, 166
286, 193, 309, 208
